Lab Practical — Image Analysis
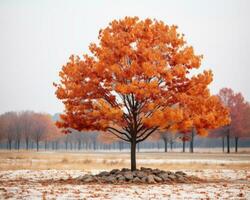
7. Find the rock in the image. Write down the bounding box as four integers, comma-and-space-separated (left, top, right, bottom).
133, 177, 142, 183
81, 174, 92, 180
110, 169, 120, 174
124, 172, 133, 180
116, 174, 123, 179
98, 171, 110, 177
131, 171, 138, 177
154, 175, 162, 182
147, 175, 156, 184
177, 176, 186, 183
175, 171, 187, 176
158, 173, 170, 181
74, 168, 195, 184
121, 168, 130, 172
167, 171, 175, 175
117, 175, 125, 181
168, 174, 176, 180
152, 169, 161, 175
140, 167, 151, 172
82, 175, 94, 183
136, 171, 146, 179
104, 176, 116, 183
141, 176, 147, 183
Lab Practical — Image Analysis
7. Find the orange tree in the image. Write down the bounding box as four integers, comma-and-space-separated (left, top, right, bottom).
54, 17, 229, 170
218, 88, 250, 153
174, 92, 230, 153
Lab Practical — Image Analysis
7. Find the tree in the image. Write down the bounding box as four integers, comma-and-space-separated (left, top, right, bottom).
19, 111, 34, 150
11, 113, 22, 150
218, 88, 249, 153
64, 134, 70, 150
159, 131, 177, 152
43, 117, 61, 151
232, 101, 250, 152
178, 134, 190, 153
176, 94, 230, 153
31, 113, 55, 151
0, 115, 6, 144
209, 126, 228, 152
0, 112, 17, 150
54, 17, 229, 171
160, 132, 170, 152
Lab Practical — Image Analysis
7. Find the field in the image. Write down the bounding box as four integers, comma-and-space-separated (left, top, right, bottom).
0, 150, 250, 199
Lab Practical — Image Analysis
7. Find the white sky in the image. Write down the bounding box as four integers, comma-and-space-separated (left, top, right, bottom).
0, 0, 249, 114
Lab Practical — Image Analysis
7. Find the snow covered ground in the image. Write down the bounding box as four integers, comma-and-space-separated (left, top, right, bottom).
0, 169, 249, 200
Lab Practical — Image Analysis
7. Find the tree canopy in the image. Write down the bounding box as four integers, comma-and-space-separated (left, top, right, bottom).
54, 17, 230, 170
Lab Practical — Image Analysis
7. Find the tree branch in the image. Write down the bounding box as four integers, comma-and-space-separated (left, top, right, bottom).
107, 129, 130, 142
136, 127, 158, 143
107, 127, 131, 140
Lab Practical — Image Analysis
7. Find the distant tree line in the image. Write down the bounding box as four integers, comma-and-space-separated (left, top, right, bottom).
0, 94, 250, 153
0, 111, 249, 152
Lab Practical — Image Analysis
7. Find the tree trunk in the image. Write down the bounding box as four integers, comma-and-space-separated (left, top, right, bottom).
8, 140, 12, 150
182, 140, 185, 153
235, 137, 239, 153
227, 129, 230, 153
36, 139, 39, 151
170, 140, 173, 151
15, 140, 18, 150
163, 138, 168, 152
118, 141, 122, 151
131, 140, 136, 171
65, 141, 68, 150
222, 136, 225, 152
190, 128, 194, 153
25, 138, 29, 150
17, 139, 20, 151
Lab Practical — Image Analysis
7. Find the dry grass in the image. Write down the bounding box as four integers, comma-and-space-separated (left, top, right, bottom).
0, 150, 249, 171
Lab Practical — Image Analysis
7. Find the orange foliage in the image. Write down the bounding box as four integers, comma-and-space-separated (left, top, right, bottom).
218, 88, 250, 138
54, 17, 229, 144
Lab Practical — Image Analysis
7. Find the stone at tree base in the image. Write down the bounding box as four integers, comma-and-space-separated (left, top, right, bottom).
175, 171, 187, 176
98, 171, 109, 177
104, 176, 116, 183
116, 174, 123, 179
80, 174, 93, 180
158, 173, 170, 181
141, 176, 147, 183
121, 168, 130, 172
75, 168, 203, 185
168, 174, 176, 180
147, 175, 156, 184
177, 176, 186, 183
136, 171, 146, 179
117, 176, 125, 182
167, 171, 175, 176
83, 176, 94, 183
133, 177, 142, 183
110, 169, 120, 174
154, 175, 162, 182
152, 169, 161, 175
124, 172, 133, 180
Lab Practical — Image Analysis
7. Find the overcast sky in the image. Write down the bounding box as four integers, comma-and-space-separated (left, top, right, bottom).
0, 0, 249, 115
